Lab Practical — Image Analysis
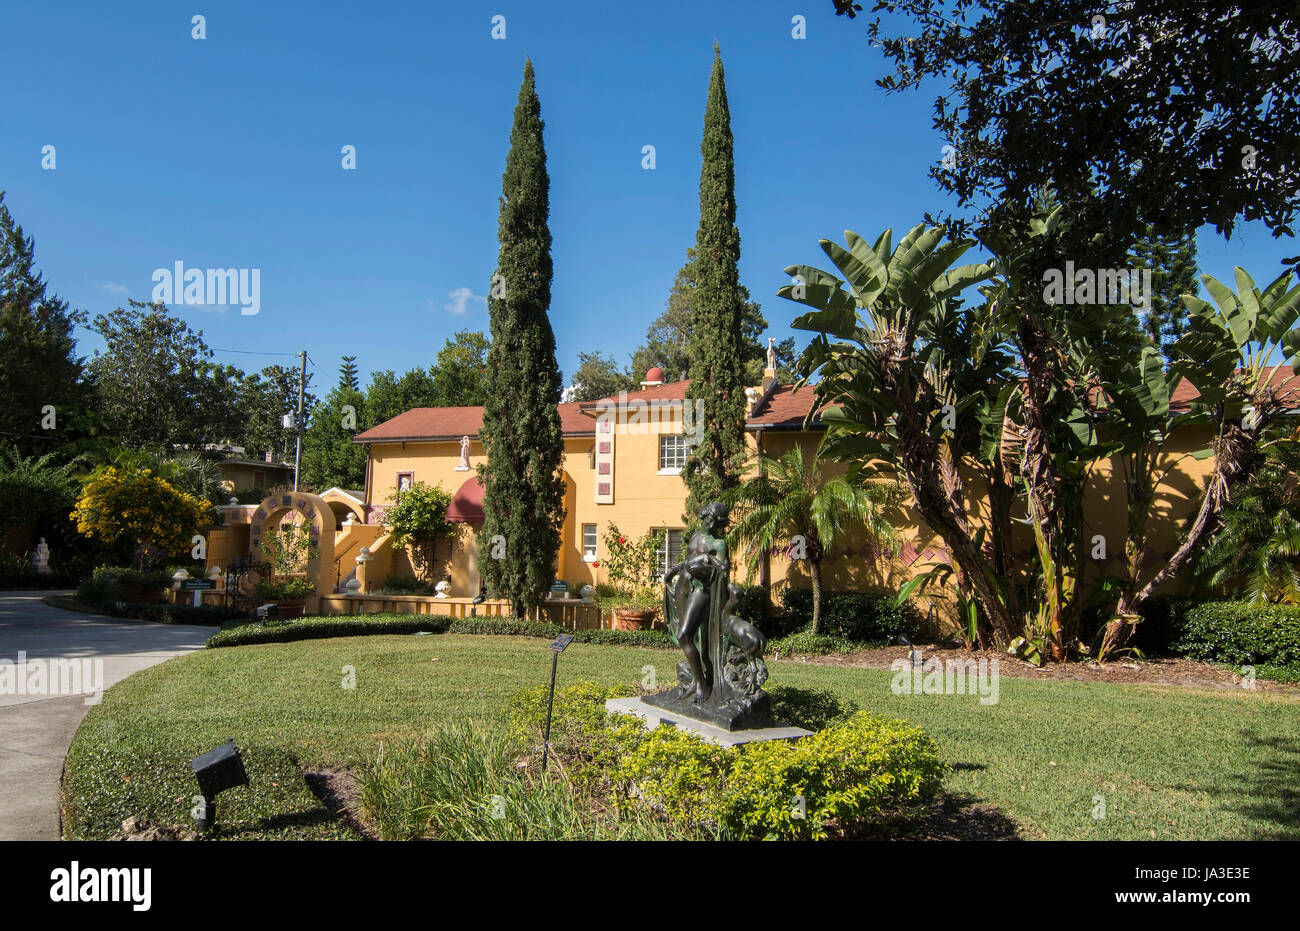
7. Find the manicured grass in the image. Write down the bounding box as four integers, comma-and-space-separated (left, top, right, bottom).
63, 633, 1300, 840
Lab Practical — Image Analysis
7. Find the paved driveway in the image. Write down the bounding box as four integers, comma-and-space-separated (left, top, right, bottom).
0, 593, 210, 840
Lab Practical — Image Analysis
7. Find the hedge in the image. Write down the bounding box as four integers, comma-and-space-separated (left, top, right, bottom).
206, 613, 675, 650
774, 588, 922, 643
1171, 601, 1300, 679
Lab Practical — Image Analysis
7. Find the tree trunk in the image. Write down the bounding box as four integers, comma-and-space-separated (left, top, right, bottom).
810, 558, 823, 636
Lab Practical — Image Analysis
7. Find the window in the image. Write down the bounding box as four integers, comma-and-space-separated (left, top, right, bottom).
656, 529, 684, 577
582, 524, 598, 561
659, 435, 687, 473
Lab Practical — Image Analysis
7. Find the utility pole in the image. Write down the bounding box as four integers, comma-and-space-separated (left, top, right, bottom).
293, 350, 306, 491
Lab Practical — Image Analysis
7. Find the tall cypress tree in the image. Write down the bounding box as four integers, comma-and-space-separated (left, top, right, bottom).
478, 60, 566, 617
683, 46, 748, 523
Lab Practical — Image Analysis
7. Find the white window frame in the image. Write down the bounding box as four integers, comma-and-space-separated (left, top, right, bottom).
582, 524, 598, 562
658, 434, 687, 474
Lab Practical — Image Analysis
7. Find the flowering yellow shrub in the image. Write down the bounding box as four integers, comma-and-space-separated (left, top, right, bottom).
71, 467, 210, 559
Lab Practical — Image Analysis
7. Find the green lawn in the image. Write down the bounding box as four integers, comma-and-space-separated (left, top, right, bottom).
62, 633, 1300, 840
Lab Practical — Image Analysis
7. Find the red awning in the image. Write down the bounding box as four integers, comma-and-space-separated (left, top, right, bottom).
447, 476, 485, 523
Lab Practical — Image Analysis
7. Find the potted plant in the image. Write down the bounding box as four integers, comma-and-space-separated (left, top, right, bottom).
253, 576, 316, 618
601, 524, 666, 631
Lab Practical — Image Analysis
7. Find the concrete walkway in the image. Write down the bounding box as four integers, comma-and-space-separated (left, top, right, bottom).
0, 592, 210, 840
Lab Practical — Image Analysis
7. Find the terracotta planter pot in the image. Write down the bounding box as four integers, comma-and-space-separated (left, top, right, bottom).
613, 609, 655, 631
271, 599, 306, 619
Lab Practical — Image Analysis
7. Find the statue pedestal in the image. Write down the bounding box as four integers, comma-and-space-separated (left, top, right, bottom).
606, 696, 812, 748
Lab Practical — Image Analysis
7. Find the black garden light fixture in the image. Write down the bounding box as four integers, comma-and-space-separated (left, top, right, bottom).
190, 739, 249, 833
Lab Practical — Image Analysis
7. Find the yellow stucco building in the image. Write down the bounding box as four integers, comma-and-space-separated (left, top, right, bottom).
346, 364, 1239, 616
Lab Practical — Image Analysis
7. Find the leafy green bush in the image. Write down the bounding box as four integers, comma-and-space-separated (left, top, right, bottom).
1172, 601, 1300, 678
505, 680, 946, 840
205, 613, 676, 649
374, 574, 437, 595
777, 588, 921, 643
765, 684, 858, 731
76, 566, 172, 606
253, 577, 316, 600
714, 712, 946, 839
767, 630, 861, 655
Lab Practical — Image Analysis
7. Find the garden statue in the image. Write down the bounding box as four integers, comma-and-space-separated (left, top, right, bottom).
457, 436, 471, 470
645, 501, 773, 730
434, 579, 451, 598
31, 538, 50, 575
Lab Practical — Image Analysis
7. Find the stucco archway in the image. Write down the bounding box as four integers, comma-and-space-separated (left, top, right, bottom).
249, 491, 336, 596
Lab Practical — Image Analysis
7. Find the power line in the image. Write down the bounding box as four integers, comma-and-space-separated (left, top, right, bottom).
210, 347, 302, 357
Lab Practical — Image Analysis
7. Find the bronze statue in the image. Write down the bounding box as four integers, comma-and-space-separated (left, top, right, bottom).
646, 501, 773, 730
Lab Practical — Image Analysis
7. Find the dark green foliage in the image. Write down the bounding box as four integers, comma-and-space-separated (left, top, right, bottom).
89, 301, 242, 451
843, 0, 1300, 240
300, 355, 367, 491
682, 49, 749, 521
568, 351, 635, 402
629, 247, 796, 386
76, 566, 172, 606
238, 364, 313, 463
1171, 601, 1300, 680
375, 574, 437, 595
777, 587, 922, 643
432, 330, 491, 407
479, 60, 567, 616
1195, 443, 1300, 604
1130, 225, 1199, 364
764, 684, 858, 730
0, 192, 94, 459
205, 613, 675, 649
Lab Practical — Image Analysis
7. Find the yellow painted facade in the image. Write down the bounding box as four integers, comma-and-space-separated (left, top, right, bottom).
357, 398, 1221, 622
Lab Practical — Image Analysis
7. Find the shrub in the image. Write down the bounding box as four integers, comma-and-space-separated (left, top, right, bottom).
765, 685, 858, 731
76, 566, 172, 606
716, 712, 946, 839
204, 613, 676, 649
375, 574, 437, 595
1172, 601, 1300, 677
504, 680, 946, 841
254, 577, 316, 600
99, 601, 235, 625
767, 630, 861, 656
777, 588, 922, 643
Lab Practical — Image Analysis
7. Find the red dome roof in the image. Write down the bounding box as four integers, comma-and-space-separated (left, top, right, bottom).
644, 367, 665, 382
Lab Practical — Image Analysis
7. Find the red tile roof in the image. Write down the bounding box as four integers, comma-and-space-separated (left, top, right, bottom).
354, 402, 595, 443
356, 366, 1299, 443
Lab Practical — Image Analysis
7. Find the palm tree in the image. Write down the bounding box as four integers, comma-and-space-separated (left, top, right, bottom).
724, 447, 899, 635
1196, 442, 1300, 604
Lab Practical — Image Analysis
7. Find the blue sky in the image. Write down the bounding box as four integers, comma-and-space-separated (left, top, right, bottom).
2, 0, 1295, 392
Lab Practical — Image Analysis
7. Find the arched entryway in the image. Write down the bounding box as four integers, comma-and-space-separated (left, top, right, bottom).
249, 491, 336, 597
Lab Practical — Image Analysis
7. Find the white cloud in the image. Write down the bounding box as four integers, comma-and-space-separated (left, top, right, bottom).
442, 286, 486, 315
101, 282, 129, 296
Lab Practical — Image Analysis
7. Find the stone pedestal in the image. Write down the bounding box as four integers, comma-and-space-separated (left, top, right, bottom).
606, 696, 812, 748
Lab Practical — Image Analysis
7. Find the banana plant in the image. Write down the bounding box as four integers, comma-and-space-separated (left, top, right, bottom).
1134, 268, 1300, 604
779, 224, 1016, 640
